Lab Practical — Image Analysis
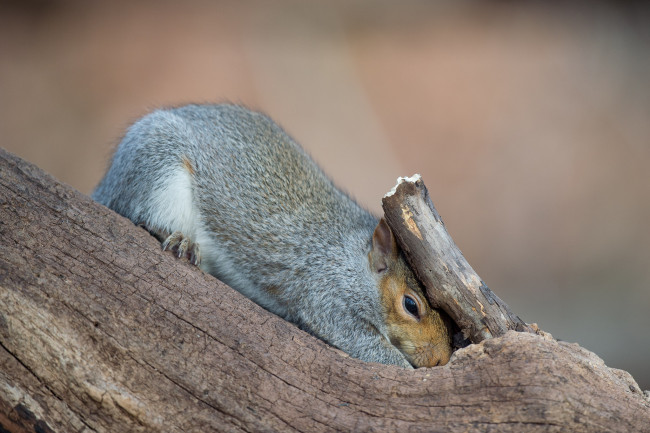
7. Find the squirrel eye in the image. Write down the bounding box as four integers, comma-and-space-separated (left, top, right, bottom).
403, 295, 420, 319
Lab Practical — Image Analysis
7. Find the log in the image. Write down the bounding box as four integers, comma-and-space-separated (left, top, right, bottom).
0, 148, 648, 432
382, 174, 531, 343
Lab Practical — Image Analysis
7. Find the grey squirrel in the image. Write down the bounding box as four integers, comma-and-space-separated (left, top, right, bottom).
93, 104, 453, 368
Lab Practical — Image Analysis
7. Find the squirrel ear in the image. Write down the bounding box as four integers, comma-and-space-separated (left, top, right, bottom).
370, 218, 398, 273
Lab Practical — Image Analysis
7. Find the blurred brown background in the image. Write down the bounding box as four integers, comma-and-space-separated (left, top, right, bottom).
1, 0, 648, 388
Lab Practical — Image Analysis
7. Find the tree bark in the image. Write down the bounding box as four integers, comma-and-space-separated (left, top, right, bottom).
382, 175, 531, 343
0, 148, 648, 432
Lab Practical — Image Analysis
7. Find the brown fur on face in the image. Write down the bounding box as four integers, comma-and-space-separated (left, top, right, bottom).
369, 218, 453, 368
378, 256, 453, 367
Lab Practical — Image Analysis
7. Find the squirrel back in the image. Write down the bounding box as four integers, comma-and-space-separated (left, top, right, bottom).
93, 104, 453, 368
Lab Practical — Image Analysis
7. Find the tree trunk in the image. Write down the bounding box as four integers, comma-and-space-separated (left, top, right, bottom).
0, 148, 648, 432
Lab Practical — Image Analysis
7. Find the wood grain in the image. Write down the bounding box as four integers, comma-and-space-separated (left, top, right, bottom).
1, 150, 648, 432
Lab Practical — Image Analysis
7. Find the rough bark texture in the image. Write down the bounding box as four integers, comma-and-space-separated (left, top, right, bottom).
382, 175, 532, 343
0, 148, 649, 432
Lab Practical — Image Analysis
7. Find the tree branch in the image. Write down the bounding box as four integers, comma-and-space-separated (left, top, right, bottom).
382, 174, 531, 343
1, 149, 648, 432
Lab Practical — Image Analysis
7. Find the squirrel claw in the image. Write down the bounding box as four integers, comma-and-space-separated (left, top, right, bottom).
162, 231, 201, 266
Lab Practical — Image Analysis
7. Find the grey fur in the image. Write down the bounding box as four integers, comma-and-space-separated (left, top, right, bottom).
93, 104, 411, 368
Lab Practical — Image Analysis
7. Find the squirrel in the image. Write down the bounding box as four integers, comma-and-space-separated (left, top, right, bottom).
93, 104, 453, 368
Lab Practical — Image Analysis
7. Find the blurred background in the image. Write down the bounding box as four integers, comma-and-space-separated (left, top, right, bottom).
1, 0, 648, 388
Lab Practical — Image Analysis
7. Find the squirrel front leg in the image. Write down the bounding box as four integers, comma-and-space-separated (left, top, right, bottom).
140, 224, 201, 266
341, 324, 414, 369
372, 337, 414, 369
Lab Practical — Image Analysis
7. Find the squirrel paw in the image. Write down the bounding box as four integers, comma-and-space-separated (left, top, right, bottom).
161, 231, 201, 266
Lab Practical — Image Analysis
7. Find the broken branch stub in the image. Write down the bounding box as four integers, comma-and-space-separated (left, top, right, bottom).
382, 175, 532, 343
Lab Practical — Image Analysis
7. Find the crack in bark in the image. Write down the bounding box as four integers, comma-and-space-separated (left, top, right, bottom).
0, 340, 98, 433
1, 149, 649, 432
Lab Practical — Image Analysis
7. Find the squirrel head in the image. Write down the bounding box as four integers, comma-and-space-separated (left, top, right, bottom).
369, 218, 453, 368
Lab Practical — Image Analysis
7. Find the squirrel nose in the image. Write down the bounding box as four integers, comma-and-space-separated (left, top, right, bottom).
436, 349, 452, 367
418, 345, 451, 368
